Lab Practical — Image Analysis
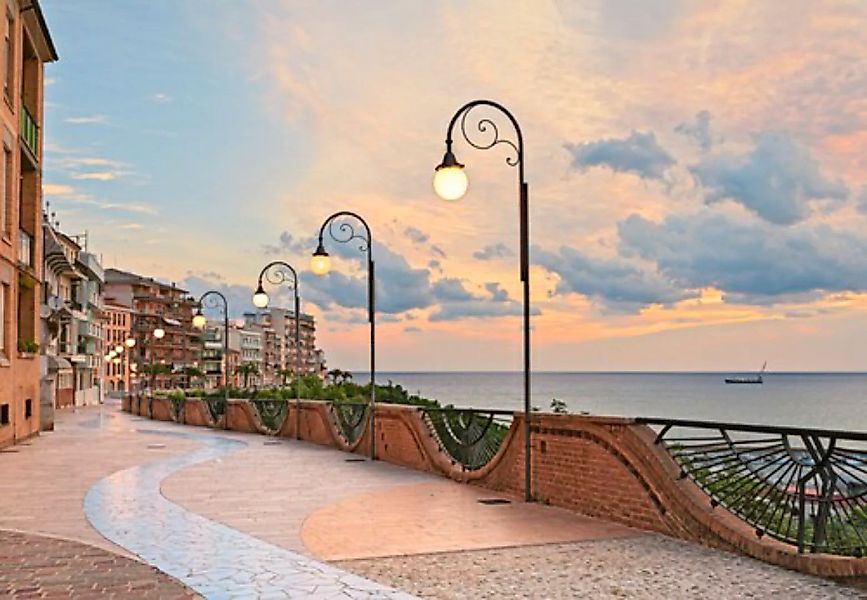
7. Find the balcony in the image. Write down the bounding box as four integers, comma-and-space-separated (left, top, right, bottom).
17, 229, 33, 268
20, 106, 38, 160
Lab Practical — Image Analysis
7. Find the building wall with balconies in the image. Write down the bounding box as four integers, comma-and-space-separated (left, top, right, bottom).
0, 1, 56, 449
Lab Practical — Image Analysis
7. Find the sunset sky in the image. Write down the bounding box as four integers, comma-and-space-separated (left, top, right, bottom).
40, 1, 867, 371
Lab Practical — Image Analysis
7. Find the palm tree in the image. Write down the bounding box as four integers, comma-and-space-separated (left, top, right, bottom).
236, 363, 260, 388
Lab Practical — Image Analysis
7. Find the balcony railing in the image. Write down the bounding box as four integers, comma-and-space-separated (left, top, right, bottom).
17, 229, 32, 267
20, 106, 38, 158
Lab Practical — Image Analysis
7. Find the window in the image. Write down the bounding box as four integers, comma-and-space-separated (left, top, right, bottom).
3, 15, 11, 102
0, 283, 5, 355
0, 403, 7, 425
1, 146, 8, 237
24, 398, 31, 419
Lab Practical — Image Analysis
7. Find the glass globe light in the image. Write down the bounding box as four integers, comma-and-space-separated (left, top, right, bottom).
433, 149, 468, 201
310, 245, 332, 276
192, 312, 207, 329
104, 353, 113, 361
125, 337, 136, 348
115, 344, 124, 354
252, 285, 269, 308
153, 327, 165, 339
112, 357, 121, 365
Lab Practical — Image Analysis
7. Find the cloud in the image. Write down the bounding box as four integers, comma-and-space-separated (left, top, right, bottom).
64, 115, 110, 125
151, 93, 172, 103
675, 110, 716, 152
690, 132, 848, 225
565, 131, 675, 180
404, 326, 421, 333
618, 211, 867, 303
473, 243, 514, 261
534, 244, 693, 312
429, 279, 539, 322
404, 226, 429, 244
72, 172, 117, 181
43, 183, 75, 196
42, 182, 158, 215
180, 275, 256, 318
857, 187, 867, 215
262, 231, 314, 256
432, 278, 474, 302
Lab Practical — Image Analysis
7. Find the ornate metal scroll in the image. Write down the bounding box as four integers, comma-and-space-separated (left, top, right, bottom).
421, 407, 513, 471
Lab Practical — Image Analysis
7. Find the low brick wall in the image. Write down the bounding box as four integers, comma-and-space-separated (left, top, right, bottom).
127, 395, 867, 578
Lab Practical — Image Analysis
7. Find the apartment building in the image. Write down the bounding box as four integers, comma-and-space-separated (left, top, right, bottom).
40, 218, 104, 427
0, 1, 56, 449
103, 268, 200, 391
244, 307, 325, 383
103, 302, 133, 393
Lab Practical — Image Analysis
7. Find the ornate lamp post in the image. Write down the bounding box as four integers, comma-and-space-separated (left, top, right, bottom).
150, 326, 165, 391
252, 261, 302, 439
311, 211, 376, 460
433, 100, 533, 501
192, 291, 230, 421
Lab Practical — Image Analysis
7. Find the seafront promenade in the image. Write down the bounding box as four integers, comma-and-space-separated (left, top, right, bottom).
0, 401, 861, 598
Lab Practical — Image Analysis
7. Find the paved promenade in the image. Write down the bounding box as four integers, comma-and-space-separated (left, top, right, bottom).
0, 402, 862, 598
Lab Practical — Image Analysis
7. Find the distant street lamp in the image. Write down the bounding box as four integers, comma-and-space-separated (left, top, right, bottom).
253, 261, 302, 439
312, 211, 377, 460
434, 99, 533, 501
146, 326, 167, 392
192, 290, 230, 424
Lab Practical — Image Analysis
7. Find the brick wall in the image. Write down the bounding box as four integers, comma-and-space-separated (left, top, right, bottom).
127, 396, 867, 578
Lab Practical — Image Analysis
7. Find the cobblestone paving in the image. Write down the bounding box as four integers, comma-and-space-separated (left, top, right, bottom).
338, 536, 866, 599
84, 428, 414, 599
0, 529, 198, 599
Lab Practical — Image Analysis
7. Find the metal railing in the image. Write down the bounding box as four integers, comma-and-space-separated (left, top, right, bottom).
250, 398, 288, 432
329, 401, 368, 445
639, 417, 867, 556
20, 106, 38, 158
420, 407, 513, 471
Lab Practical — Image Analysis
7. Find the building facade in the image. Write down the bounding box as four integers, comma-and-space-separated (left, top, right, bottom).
103, 302, 132, 394
0, 1, 56, 449
40, 219, 104, 427
103, 268, 200, 391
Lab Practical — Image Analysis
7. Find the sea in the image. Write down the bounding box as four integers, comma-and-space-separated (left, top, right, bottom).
366, 372, 867, 432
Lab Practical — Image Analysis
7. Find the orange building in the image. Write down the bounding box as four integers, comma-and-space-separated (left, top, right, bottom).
0, 1, 57, 449
103, 302, 133, 394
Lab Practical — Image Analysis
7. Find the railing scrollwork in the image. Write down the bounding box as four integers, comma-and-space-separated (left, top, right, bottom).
640, 417, 867, 557
421, 407, 513, 471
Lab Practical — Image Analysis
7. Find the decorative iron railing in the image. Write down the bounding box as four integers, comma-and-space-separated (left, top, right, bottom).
169, 396, 185, 421
20, 106, 38, 158
639, 417, 867, 556
251, 399, 288, 432
420, 408, 513, 471
205, 397, 226, 423
329, 401, 368, 445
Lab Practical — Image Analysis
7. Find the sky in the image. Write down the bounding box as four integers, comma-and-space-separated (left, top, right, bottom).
39, 1, 867, 372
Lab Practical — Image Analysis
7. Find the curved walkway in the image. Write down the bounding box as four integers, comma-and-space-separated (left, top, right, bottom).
83, 428, 413, 599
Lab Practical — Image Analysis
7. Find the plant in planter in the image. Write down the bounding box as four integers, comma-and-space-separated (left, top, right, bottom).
17, 338, 39, 353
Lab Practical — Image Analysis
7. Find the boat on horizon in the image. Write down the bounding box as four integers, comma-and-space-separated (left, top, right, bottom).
725, 362, 766, 385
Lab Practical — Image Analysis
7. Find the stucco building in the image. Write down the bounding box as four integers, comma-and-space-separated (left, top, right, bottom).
0, 0, 56, 449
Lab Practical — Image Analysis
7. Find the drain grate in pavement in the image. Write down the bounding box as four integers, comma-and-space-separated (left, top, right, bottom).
345, 458, 366, 463
146, 444, 166, 450
478, 498, 511, 505
0, 449, 20, 453
263, 440, 283, 446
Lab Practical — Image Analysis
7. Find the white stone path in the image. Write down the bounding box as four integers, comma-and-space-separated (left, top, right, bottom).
83, 428, 415, 600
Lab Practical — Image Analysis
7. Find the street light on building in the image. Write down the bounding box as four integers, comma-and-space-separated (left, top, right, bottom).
253, 261, 302, 440
433, 99, 533, 501
311, 211, 377, 460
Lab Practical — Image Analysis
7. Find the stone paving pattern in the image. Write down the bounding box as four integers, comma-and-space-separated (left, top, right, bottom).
0, 529, 198, 599
339, 536, 866, 599
84, 428, 413, 599
3, 403, 865, 598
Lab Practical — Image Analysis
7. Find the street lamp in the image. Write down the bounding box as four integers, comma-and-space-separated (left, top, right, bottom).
153, 327, 165, 340
434, 99, 533, 501
253, 261, 302, 439
193, 291, 230, 426
125, 337, 136, 349
311, 211, 377, 460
